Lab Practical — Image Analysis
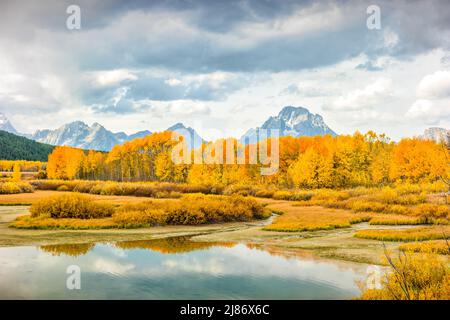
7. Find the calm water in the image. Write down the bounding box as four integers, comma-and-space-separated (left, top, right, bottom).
0, 237, 366, 299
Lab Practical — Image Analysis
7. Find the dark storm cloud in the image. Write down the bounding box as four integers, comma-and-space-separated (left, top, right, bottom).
1, 0, 449, 73
1, 0, 450, 115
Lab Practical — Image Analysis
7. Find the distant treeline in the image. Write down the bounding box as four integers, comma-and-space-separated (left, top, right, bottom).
45, 130, 450, 189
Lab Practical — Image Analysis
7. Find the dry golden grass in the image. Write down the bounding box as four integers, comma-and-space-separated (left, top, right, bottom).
292, 183, 450, 226
11, 215, 118, 229
369, 214, 426, 225
354, 226, 450, 242
0, 190, 165, 205
399, 240, 450, 255
263, 204, 372, 232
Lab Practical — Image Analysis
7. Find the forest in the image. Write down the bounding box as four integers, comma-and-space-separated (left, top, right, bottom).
0, 130, 54, 161
44, 130, 449, 190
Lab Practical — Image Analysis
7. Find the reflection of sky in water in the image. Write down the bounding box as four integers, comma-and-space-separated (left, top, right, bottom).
0, 241, 366, 299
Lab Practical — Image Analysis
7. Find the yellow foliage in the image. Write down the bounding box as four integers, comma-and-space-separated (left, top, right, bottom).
113, 194, 270, 227
30, 193, 115, 219
0, 181, 33, 194
354, 226, 450, 242
400, 240, 450, 255
263, 204, 371, 232
361, 252, 450, 300
12, 215, 117, 229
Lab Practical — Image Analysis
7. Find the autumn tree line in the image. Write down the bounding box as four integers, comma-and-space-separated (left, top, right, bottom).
45, 130, 450, 189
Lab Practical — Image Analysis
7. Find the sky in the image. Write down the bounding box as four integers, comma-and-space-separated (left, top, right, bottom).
0, 0, 449, 141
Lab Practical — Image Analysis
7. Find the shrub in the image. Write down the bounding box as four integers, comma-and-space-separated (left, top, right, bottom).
30, 193, 115, 219
113, 194, 269, 227
0, 181, 33, 194
384, 204, 412, 215
413, 204, 449, 220
312, 189, 351, 201
223, 185, 256, 196
113, 208, 167, 228
361, 252, 450, 300
31, 180, 218, 198
254, 189, 275, 198
272, 190, 313, 201
57, 185, 70, 192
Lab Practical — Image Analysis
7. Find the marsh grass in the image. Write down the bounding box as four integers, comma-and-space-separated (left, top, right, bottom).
354, 226, 450, 242
263, 205, 372, 232
399, 240, 450, 255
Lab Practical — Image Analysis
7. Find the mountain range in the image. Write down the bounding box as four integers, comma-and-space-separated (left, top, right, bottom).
1, 107, 449, 155
30, 122, 151, 152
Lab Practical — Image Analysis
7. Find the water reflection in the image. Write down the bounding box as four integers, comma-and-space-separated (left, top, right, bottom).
0, 237, 367, 299
39, 243, 95, 257
39, 237, 236, 257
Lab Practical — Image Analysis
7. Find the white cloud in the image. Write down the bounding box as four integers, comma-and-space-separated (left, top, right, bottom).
168, 101, 211, 116
91, 69, 138, 87
405, 99, 433, 119
165, 78, 182, 86
327, 78, 393, 111
417, 70, 450, 99
94, 258, 135, 275
405, 99, 450, 125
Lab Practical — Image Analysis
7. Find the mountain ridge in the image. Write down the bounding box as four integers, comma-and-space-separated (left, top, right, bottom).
2, 106, 337, 151
240, 106, 336, 144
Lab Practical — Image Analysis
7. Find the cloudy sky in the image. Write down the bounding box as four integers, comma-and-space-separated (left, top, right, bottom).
0, 0, 449, 141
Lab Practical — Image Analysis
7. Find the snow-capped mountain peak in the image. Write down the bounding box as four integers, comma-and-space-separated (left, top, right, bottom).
0, 113, 18, 134
166, 123, 205, 149
31, 121, 152, 151
240, 106, 336, 144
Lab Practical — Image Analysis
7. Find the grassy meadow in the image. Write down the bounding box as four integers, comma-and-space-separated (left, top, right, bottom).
0, 134, 448, 300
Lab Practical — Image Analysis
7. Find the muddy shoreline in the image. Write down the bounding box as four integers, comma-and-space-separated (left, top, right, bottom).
0, 204, 407, 266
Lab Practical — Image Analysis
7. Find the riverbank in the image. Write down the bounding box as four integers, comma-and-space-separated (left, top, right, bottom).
0, 195, 414, 265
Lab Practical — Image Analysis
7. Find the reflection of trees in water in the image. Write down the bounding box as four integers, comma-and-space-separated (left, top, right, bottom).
39, 243, 95, 257
115, 236, 236, 254
245, 243, 315, 260
39, 237, 236, 257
